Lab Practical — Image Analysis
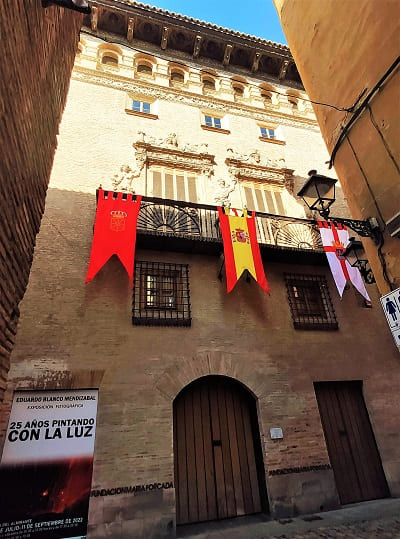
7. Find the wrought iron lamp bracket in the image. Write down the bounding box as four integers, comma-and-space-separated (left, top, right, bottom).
328, 217, 379, 240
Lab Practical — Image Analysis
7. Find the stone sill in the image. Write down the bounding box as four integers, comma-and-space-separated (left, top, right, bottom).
201, 125, 230, 135
125, 110, 158, 120
259, 136, 285, 145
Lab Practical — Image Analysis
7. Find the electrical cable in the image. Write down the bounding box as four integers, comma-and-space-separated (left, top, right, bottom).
367, 103, 400, 175
329, 56, 400, 168
346, 134, 395, 291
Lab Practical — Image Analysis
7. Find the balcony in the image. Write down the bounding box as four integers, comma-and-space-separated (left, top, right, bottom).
136, 196, 325, 264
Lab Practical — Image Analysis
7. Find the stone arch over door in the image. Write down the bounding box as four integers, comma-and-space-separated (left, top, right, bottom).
173, 374, 268, 525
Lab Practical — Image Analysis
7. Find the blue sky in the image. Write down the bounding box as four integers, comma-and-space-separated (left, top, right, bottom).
145, 0, 287, 44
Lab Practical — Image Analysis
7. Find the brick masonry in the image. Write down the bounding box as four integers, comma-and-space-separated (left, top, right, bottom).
0, 2, 81, 401
1, 22, 400, 538
1, 190, 400, 534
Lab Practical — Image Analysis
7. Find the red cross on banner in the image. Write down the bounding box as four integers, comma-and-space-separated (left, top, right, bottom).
318, 221, 370, 301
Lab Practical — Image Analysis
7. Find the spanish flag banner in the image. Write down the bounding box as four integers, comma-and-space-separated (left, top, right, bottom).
218, 206, 269, 293
85, 189, 142, 284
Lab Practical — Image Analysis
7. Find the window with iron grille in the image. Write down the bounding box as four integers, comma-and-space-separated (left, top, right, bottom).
133, 261, 191, 326
285, 274, 338, 330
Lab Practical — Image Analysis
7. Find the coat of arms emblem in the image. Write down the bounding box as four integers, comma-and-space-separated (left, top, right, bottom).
110, 210, 128, 232
231, 228, 249, 243
332, 240, 345, 260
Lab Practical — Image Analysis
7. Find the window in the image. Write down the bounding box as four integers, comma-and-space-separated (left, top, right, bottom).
242, 183, 285, 215
133, 261, 191, 326
102, 54, 118, 66
132, 100, 151, 114
205, 115, 221, 129
285, 274, 338, 330
232, 84, 244, 96
137, 63, 153, 75
149, 168, 198, 203
170, 71, 185, 86
260, 127, 275, 139
202, 78, 216, 91
261, 92, 272, 103
288, 98, 298, 109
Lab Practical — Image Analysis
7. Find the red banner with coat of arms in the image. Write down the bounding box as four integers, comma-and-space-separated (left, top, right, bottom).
85, 189, 142, 284
218, 206, 269, 293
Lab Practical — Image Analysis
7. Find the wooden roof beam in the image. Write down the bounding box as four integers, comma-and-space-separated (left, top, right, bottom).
193, 35, 202, 58
161, 26, 169, 50
279, 59, 291, 80
127, 17, 135, 42
251, 51, 261, 72
91, 6, 98, 32
223, 43, 233, 66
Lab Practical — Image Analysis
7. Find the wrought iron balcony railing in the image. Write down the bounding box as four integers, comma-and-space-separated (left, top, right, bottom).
136, 196, 323, 257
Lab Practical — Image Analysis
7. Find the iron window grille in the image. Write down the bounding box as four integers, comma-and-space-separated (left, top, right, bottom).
285, 273, 338, 330
133, 261, 191, 326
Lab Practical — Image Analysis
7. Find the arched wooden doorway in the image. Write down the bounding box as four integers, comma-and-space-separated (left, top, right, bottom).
173, 376, 267, 525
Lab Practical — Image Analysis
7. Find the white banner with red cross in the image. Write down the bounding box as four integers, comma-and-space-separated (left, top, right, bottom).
318, 221, 370, 301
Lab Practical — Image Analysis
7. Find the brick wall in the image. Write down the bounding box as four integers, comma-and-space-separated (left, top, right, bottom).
0, 1, 81, 401
2, 188, 400, 532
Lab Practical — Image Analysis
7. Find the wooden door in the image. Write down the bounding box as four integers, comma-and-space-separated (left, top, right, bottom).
315, 381, 389, 505
174, 376, 264, 525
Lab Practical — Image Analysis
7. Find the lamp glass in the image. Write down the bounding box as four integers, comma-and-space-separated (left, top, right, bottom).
344, 239, 365, 267
315, 177, 336, 203
297, 175, 337, 215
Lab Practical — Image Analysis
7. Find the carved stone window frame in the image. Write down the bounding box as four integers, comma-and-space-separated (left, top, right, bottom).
226, 152, 294, 193
133, 134, 216, 179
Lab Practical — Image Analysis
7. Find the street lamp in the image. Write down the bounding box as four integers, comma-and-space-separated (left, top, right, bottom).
344, 238, 376, 284
297, 170, 337, 219
42, 0, 91, 14
297, 170, 381, 240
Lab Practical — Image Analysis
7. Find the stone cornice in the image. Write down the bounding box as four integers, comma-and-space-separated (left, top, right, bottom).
226, 150, 295, 192
72, 66, 319, 130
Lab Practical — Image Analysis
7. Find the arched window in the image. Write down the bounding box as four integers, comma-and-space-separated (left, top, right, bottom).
137, 63, 153, 76
287, 91, 300, 110
232, 84, 244, 95
261, 91, 272, 102
260, 84, 276, 106
202, 78, 216, 91
101, 53, 118, 66
170, 71, 185, 86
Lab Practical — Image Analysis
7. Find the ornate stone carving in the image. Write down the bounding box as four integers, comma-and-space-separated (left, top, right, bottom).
110, 132, 215, 191
211, 176, 237, 205
112, 154, 145, 192
72, 67, 319, 131
226, 148, 294, 190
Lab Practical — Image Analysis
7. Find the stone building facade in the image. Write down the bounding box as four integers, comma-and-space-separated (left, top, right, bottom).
0, 2, 82, 404
1, 2, 399, 538
273, 0, 400, 295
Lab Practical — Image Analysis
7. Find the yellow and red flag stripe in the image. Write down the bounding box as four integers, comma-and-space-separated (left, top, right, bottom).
218, 206, 269, 293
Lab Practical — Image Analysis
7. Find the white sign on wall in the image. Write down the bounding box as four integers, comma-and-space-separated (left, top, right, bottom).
380, 287, 400, 347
